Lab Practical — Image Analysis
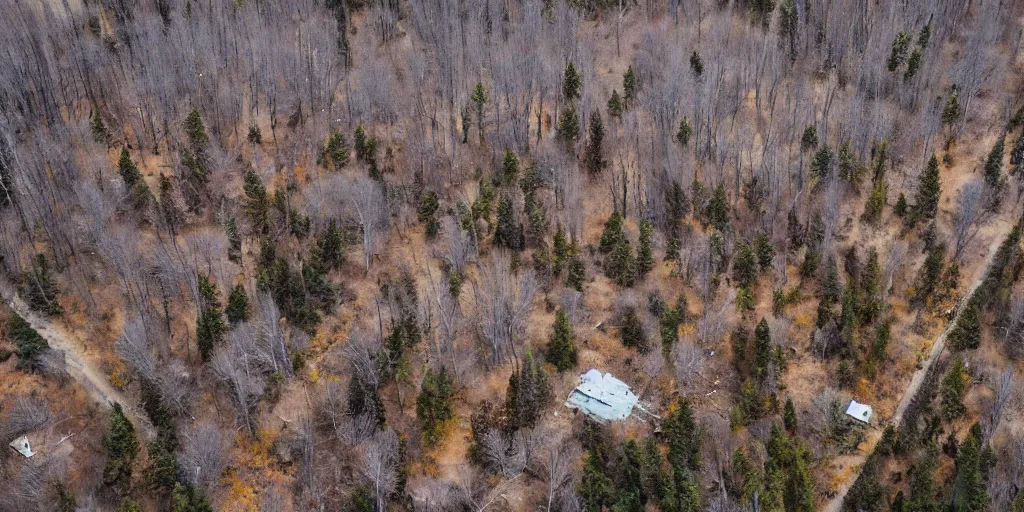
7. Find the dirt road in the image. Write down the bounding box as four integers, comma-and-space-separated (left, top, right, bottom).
7, 294, 154, 438
822, 229, 1011, 512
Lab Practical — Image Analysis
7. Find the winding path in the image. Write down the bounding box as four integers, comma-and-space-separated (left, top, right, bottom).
7, 294, 154, 438
823, 229, 1011, 512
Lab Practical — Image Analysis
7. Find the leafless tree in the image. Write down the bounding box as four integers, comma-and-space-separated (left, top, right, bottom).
471, 254, 539, 364
530, 430, 580, 512
1004, 295, 1024, 358
951, 179, 991, 261
180, 422, 229, 498
697, 290, 734, 346
260, 486, 287, 512
479, 429, 527, 478
360, 427, 401, 512
982, 370, 1016, 444
346, 176, 389, 273
675, 337, 706, 394
115, 313, 155, 380
211, 345, 266, 436
0, 395, 52, 444
883, 240, 909, 295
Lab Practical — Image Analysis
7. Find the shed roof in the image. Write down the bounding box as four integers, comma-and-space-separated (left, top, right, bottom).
845, 400, 873, 424
9, 436, 34, 458
564, 369, 638, 422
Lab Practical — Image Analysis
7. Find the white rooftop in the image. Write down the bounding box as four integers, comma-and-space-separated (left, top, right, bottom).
845, 400, 873, 424
9, 436, 34, 458
565, 369, 638, 422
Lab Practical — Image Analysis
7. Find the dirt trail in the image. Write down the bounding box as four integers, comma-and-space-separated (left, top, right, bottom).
823, 228, 1011, 512
7, 294, 154, 438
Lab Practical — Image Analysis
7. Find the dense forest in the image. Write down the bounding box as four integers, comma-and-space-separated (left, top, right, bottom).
0, 0, 1023, 511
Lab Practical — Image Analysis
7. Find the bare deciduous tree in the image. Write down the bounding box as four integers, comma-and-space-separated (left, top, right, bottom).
180, 423, 229, 498
951, 179, 991, 261
360, 427, 401, 512
471, 254, 539, 364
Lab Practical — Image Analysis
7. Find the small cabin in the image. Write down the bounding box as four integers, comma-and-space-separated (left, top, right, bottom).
845, 400, 873, 425
565, 369, 639, 422
9, 436, 35, 458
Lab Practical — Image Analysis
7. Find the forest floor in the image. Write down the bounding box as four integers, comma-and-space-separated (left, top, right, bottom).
822, 224, 1014, 512
4, 290, 155, 439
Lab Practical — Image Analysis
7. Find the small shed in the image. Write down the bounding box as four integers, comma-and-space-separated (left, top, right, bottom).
845, 400, 873, 424
565, 369, 639, 422
9, 436, 35, 458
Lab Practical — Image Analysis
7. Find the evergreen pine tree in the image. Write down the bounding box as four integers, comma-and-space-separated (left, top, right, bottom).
952, 429, 990, 511
225, 283, 250, 324
676, 117, 692, 146
416, 366, 454, 447
783, 396, 797, 432
226, 217, 242, 264
943, 93, 963, 127
118, 148, 143, 187
916, 243, 946, 302
918, 20, 932, 48
580, 449, 613, 512
599, 211, 626, 254
619, 306, 648, 352
606, 236, 637, 287
21, 253, 62, 316
887, 31, 911, 72
243, 167, 269, 233
552, 223, 568, 276
664, 399, 701, 472
170, 482, 214, 512
354, 125, 369, 160
494, 196, 522, 250
862, 178, 887, 225
582, 111, 606, 176
247, 125, 262, 145
8, 312, 49, 370
983, 136, 1006, 203
949, 300, 981, 351
705, 184, 730, 232
91, 110, 110, 144
904, 49, 922, 81
566, 237, 586, 292
501, 150, 519, 185
547, 309, 578, 372
754, 318, 773, 381
756, 234, 775, 271
810, 144, 833, 179
941, 358, 968, 420
732, 240, 758, 288
732, 448, 761, 505
470, 83, 488, 140
315, 220, 345, 270
417, 191, 441, 238
321, 131, 350, 169
196, 275, 226, 361
183, 108, 209, 149
608, 89, 623, 118
894, 192, 909, 217
348, 372, 386, 427
506, 350, 551, 429
103, 403, 139, 490
689, 51, 704, 77
636, 219, 654, 277
622, 65, 636, 105
557, 105, 580, 143
563, 63, 582, 101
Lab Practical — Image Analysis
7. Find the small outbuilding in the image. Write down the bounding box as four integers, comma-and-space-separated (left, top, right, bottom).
9, 436, 35, 458
845, 400, 873, 425
565, 369, 639, 422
